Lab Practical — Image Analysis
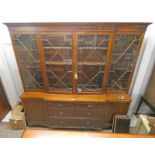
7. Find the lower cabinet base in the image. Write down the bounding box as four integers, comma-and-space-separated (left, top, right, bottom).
22, 93, 130, 130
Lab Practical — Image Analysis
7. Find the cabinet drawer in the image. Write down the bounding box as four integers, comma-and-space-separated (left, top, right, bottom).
76, 109, 105, 118
47, 109, 105, 118
46, 102, 75, 109
46, 101, 105, 110
48, 117, 104, 129
77, 103, 104, 110
47, 109, 75, 117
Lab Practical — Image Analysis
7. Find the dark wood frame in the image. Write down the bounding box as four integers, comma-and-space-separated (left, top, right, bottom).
39, 32, 74, 93
106, 31, 145, 93
10, 32, 45, 92
135, 96, 155, 115
76, 31, 112, 94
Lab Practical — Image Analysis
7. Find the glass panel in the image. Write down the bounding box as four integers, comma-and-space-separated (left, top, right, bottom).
108, 33, 142, 92
14, 34, 44, 90
77, 34, 109, 93
42, 34, 72, 93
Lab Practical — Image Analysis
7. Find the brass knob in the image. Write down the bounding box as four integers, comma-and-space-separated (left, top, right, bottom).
59, 120, 63, 124
59, 103, 63, 107
59, 112, 63, 115
86, 120, 90, 125
88, 105, 92, 108
87, 112, 91, 116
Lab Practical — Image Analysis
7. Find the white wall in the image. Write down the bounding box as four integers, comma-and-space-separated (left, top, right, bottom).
0, 0, 155, 121
0, 24, 23, 107
0, 24, 24, 121
128, 24, 155, 115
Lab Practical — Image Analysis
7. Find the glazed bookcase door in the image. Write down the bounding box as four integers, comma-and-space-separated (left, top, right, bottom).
13, 34, 44, 91
107, 33, 143, 92
76, 33, 110, 93
42, 33, 73, 93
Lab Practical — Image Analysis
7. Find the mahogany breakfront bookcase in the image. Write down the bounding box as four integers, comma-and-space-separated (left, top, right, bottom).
5, 23, 150, 130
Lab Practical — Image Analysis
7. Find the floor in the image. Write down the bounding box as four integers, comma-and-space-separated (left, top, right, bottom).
0, 115, 138, 138
0, 122, 112, 138
0, 122, 24, 138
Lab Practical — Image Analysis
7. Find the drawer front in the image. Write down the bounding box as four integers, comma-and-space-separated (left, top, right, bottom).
77, 103, 104, 110
46, 101, 75, 109
76, 109, 105, 118
46, 101, 105, 110
47, 109, 75, 117
48, 117, 104, 129
47, 109, 105, 118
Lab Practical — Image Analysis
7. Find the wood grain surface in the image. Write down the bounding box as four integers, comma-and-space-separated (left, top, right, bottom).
22, 128, 155, 138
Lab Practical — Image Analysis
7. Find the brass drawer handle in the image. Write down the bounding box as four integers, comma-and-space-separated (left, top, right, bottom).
59, 120, 63, 124
88, 105, 92, 108
86, 120, 91, 125
59, 103, 63, 107
59, 112, 63, 115
87, 112, 91, 116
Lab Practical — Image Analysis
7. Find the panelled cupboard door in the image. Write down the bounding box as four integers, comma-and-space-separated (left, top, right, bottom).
13, 34, 44, 91
41, 33, 73, 93
23, 99, 48, 125
107, 32, 143, 92
76, 33, 110, 93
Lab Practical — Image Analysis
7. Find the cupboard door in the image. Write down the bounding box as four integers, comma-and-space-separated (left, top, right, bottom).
42, 33, 73, 93
23, 99, 48, 125
76, 33, 110, 93
13, 34, 44, 91
108, 33, 143, 92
